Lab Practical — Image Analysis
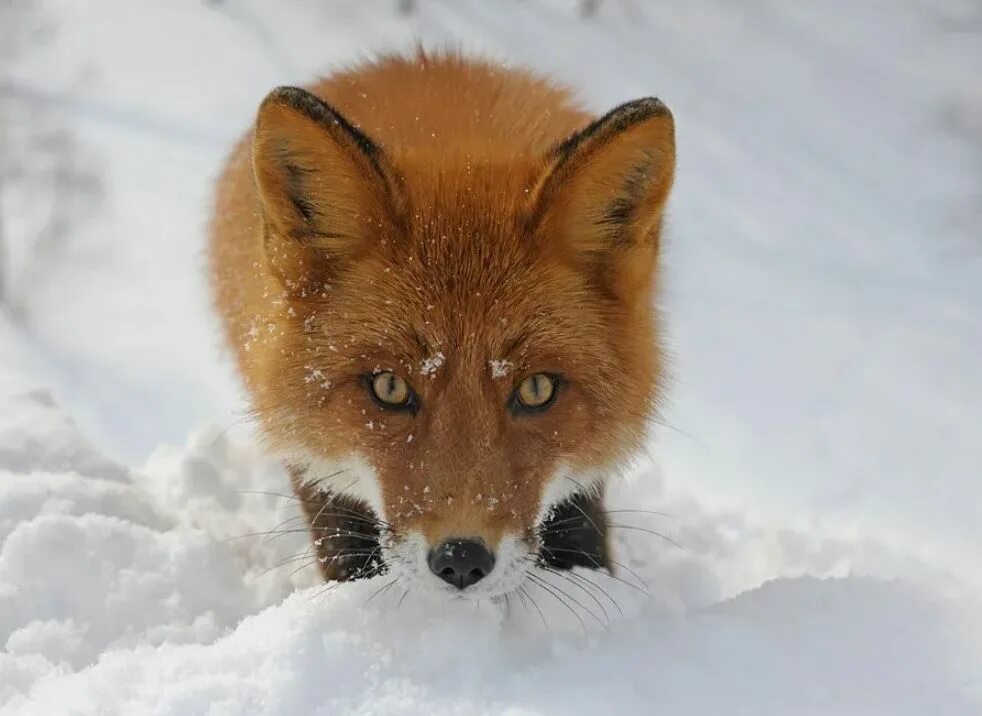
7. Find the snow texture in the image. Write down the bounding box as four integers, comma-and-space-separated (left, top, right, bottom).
1, 375, 979, 714
489, 359, 514, 379
1, 0, 980, 714
419, 352, 446, 379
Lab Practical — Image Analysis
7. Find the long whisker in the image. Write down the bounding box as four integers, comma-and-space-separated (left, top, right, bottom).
305, 511, 393, 531
568, 570, 625, 616
307, 475, 362, 530
536, 558, 624, 617
309, 503, 396, 531
562, 474, 601, 500
527, 559, 608, 628
261, 515, 309, 544
601, 508, 675, 519
288, 558, 321, 579
556, 480, 604, 536
224, 529, 317, 541
518, 584, 548, 630
314, 530, 386, 544
648, 416, 704, 445
226, 529, 385, 553
536, 514, 603, 533
236, 489, 303, 502
607, 523, 683, 549
526, 573, 590, 633
319, 547, 383, 566
535, 514, 592, 531
538, 545, 649, 592
533, 560, 611, 624
253, 549, 316, 578
310, 577, 347, 602
364, 577, 400, 606
537, 515, 682, 550
327, 559, 386, 588
302, 468, 351, 492
319, 545, 383, 578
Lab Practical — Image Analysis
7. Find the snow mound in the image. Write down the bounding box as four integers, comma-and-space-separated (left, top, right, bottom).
12, 577, 982, 716
2, 385, 979, 715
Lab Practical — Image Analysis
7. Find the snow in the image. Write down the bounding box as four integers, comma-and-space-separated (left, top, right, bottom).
418, 352, 446, 379
2, 380, 980, 714
1, 0, 980, 714
489, 359, 514, 379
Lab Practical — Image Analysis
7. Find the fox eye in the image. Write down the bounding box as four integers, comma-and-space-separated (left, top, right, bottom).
369, 371, 415, 411
513, 373, 560, 412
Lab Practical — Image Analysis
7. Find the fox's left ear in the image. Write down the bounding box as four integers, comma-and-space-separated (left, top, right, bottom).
531, 98, 675, 302
252, 86, 403, 295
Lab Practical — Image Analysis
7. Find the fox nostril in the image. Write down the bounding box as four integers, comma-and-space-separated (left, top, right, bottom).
427, 538, 495, 590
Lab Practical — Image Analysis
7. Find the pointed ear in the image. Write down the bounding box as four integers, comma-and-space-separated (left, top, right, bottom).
531, 98, 675, 302
252, 86, 403, 294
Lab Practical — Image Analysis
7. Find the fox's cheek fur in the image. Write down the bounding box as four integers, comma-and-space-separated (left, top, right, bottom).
210, 51, 675, 597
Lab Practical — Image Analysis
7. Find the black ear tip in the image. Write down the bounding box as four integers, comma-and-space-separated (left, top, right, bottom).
549, 95, 673, 162
259, 86, 329, 118
608, 96, 673, 123
267, 85, 310, 101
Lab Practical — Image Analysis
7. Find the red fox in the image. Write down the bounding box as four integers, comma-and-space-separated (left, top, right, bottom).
209, 50, 675, 598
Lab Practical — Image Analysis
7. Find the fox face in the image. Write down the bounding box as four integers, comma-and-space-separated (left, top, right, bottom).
232, 68, 675, 598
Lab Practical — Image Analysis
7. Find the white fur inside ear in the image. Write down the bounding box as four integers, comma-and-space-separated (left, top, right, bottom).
281, 449, 387, 521
535, 464, 604, 526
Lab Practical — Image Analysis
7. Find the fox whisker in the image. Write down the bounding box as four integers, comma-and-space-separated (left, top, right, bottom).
525, 572, 592, 633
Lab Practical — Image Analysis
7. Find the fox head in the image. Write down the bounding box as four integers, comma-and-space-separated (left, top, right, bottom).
247, 85, 675, 596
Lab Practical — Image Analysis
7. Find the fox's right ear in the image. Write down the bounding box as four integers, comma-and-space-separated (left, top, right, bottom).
252, 86, 403, 294
530, 98, 675, 306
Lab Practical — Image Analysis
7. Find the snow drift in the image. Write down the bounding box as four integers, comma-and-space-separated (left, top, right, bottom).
1, 383, 980, 714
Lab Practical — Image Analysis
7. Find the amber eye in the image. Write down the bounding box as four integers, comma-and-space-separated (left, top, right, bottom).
369, 371, 414, 410
514, 373, 559, 412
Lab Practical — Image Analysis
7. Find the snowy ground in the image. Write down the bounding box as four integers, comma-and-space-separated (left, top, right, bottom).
1, 0, 980, 713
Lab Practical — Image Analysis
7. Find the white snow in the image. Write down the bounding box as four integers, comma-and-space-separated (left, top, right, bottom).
489, 359, 514, 379
419, 352, 446, 379
1, 0, 980, 714
1, 379, 979, 714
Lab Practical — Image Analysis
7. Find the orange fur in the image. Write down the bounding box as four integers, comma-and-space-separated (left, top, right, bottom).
209, 51, 675, 591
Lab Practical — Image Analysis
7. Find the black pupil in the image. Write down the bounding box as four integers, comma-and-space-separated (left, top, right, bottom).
383, 374, 398, 400
529, 375, 549, 403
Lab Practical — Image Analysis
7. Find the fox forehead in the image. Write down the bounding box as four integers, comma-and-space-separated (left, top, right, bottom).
301, 237, 607, 370
299, 260, 611, 380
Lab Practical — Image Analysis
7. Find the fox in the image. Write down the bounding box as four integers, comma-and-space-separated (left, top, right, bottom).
209, 50, 675, 599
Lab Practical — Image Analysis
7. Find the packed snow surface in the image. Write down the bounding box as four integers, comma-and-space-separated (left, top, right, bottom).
1, 0, 980, 714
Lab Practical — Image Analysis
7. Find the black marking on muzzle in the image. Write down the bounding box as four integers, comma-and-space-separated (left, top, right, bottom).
290, 465, 387, 583
308, 492, 387, 582
537, 491, 611, 571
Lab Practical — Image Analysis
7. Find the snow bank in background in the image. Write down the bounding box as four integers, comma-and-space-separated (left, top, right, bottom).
2, 384, 980, 714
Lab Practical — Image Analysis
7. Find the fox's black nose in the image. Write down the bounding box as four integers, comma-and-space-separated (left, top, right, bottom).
427, 539, 495, 589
